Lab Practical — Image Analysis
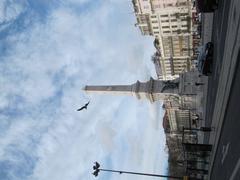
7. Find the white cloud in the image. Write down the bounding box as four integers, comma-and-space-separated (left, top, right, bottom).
0, 0, 167, 180
65, 0, 90, 5
0, 0, 28, 31
96, 121, 116, 152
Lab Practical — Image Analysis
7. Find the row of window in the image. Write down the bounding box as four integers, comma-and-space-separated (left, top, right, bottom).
151, 16, 189, 25
163, 45, 189, 51
163, 42, 188, 51
162, 36, 189, 42
163, 59, 187, 64
163, 60, 187, 65
153, 30, 189, 36
164, 68, 185, 73
163, 69, 185, 74
164, 49, 188, 54
164, 48, 190, 53
160, 13, 188, 18
163, 30, 189, 34
161, 18, 187, 23
153, 3, 174, 9
164, 52, 183, 57
161, 25, 188, 30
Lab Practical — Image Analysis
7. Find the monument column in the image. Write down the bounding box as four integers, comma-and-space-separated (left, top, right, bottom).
83, 77, 180, 103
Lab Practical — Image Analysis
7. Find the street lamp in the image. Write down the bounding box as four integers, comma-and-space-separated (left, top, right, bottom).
92, 162, 183, 179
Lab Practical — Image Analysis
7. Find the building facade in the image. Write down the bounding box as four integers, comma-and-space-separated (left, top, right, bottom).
164, 98, 191, 132
132, 0, 194, 80
163, 70, 199, 132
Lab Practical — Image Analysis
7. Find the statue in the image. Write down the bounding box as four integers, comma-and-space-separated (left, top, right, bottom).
161, 80, 179, 92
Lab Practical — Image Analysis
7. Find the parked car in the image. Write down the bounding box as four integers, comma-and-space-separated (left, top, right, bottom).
197, 42, 214, 75
196, 0, 218, 13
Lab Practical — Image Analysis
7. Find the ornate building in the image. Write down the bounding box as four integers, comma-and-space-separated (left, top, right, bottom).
132, 0, 194, 80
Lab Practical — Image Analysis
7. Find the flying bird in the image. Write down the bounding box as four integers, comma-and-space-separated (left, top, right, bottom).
94, 162, 100, 169
77, 101, 90, 111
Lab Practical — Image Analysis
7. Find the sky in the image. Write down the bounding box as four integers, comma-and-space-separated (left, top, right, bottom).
0, 0, 168, 180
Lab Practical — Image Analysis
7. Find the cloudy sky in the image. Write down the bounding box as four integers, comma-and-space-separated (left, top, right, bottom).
0, 0, 168, 180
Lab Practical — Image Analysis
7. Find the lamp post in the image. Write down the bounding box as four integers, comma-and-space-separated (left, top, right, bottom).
92, 162, 183, 179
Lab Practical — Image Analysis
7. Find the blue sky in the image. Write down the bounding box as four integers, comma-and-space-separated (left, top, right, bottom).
0, 0, 168, 180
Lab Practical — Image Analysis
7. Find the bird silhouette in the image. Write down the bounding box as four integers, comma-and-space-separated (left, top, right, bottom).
77, 101, 90, 111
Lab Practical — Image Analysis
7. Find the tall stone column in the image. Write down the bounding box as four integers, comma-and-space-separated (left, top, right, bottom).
84, 77, 180, 103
